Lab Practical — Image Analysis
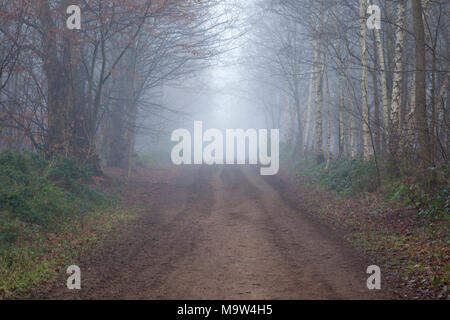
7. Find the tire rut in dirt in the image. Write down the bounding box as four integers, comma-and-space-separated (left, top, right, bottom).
36, 166, 214, 299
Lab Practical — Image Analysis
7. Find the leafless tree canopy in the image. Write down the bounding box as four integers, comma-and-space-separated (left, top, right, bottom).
0, 0, 448, 178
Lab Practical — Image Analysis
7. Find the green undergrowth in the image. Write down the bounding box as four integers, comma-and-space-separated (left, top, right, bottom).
385, 164, 449, 219
0, 151, 138, 299
294, 157, 379, 195
0, 152, 113, 236
292, 155, 449, 219
286, 152, 449, 298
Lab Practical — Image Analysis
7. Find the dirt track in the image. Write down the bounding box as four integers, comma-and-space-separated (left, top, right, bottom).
38, 165, 391, 299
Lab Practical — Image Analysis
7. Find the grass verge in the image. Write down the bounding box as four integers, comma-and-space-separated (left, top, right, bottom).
281, 156, 449, 299
0, 152, 140, 299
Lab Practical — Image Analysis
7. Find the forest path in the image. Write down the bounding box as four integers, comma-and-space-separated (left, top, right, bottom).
39, 165, 390, 299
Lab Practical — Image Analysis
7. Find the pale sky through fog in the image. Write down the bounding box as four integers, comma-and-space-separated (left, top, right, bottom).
136, 0, 272, 154
206, 0, 267, 131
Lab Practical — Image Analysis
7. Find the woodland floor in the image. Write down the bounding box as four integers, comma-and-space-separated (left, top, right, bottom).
31, 164, 408, 300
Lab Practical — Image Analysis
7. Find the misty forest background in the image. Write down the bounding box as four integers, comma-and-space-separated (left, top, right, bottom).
0, 0, 448, 298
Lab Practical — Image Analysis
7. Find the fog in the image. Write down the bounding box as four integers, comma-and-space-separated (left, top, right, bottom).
1, 0, 448, 301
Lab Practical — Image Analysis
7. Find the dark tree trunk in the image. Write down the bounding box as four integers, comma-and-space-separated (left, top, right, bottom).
411, 0, 432, 170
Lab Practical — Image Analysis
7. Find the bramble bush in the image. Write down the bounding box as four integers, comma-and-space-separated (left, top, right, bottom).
0, 152, 110, 243
292, 153, 448, 218
387, 163, 450, 218
295, 157, 379, 195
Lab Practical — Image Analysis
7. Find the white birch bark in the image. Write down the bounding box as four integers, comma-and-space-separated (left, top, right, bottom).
325, 53, 332, 169
346, 51, 355, 159
339, 76, 345, 157
333, 7, 345, 158
389, 0, 407, 158
360, 0, 370, 161
313, 38, 324, 162
285, 95, 296, 149
303, 67, 314, 152
372, 0, 389, 152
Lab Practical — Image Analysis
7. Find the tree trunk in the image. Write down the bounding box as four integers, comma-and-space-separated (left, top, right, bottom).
373, 13, 390, 155
339, 76, 345, 158
360, 0, 370, 161
325, 53, 332, 169
303, 68, 314, 153
346, 52, 355, 159
294, 92, 304, 158
411, 0, 432, 171
285, 96, 296, 151
39, 0, 70, 157
104, 48, 138, 170
313, 40, 324, 163
371, 66, 381, 157
389, 0, 406, 168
